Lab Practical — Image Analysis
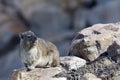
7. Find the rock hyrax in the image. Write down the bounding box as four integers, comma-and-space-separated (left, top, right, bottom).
19, 31, 60, 71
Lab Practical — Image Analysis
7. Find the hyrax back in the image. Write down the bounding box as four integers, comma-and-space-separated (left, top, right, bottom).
19, 31, 60, 70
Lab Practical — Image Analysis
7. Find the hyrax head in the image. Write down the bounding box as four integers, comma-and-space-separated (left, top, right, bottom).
19, 31, 37, 43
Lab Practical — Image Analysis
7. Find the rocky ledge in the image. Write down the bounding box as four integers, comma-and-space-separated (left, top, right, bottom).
9, 22, 120, 80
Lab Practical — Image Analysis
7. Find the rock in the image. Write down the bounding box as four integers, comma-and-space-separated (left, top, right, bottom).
107, 41, 120, 57
81, 73, 101, 80
106, 25, 120, 62
111, 76, 120, 80
55, 54, 120, 80
69, 22, 120, 61
33, 77, 67, 80
111, 71, 120, 80
60, 56, 86, 70
88, 0, 120, 25
9, 67, 64, 80
78, 55, 120, 80
100, 74, 108, 80
101, 57, 112, 66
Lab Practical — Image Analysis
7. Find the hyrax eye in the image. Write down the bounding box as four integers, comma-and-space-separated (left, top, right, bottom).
27, 35, 31, 38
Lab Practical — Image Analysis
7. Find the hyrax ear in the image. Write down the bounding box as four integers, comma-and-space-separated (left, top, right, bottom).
19, 33, 24, 39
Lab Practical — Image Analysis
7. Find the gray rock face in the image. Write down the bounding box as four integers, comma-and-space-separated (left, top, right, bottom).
69, 22, 120, 61
60, 56, 86, 70
112, 76, 120, 80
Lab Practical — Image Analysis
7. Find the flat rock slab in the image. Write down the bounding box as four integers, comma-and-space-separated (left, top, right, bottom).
10, 67, 63, 80
60, 56, 86, 70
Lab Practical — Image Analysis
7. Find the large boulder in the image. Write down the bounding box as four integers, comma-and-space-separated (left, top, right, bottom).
69, 22, 120, 61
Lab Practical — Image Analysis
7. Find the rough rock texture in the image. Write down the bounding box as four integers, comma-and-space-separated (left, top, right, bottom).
81, 73, 101, 80
107, 40, 120, 63
55, 53, 120, 80
69, 22, 120, 61
111, 76, 120, 80
60, 56, 86, 70
10, 67, 63, 80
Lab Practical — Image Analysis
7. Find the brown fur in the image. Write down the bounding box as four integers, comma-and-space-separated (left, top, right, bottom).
19, 31, 60, 70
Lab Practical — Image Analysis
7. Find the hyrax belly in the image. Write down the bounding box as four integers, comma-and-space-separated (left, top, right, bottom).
36, 56, 53, 67
23, 47, 54, 68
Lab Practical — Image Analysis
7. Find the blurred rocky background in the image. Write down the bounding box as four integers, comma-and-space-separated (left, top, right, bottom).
0, 0, 120, 80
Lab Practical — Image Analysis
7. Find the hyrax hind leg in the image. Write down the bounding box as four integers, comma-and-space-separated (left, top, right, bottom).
52, 51, 60, 67
47, 49, 60, 67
